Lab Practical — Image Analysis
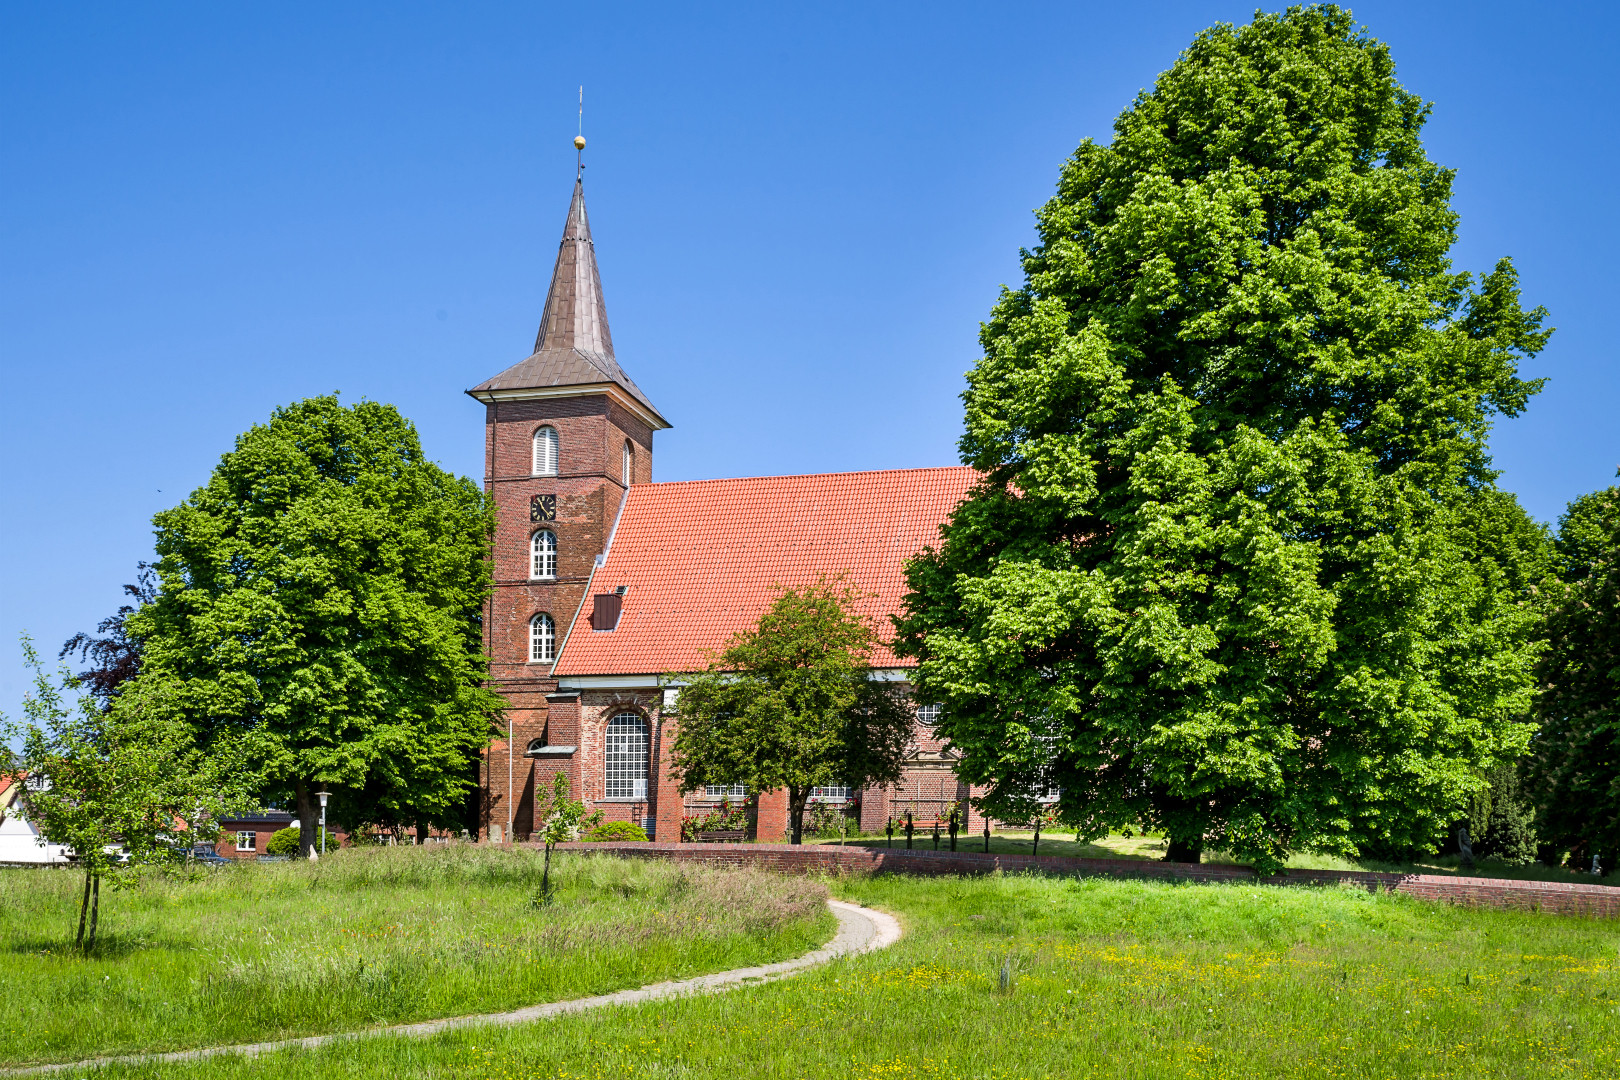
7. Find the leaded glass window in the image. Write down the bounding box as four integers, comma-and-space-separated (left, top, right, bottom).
530, 530, 557, 579
529, 613, 555, 663
604, 713, 648, 799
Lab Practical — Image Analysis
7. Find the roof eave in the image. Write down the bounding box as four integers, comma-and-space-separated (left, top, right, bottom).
464, 381, 673, 431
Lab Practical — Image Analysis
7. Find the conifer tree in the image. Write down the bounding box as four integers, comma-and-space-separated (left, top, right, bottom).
897, 6, 1551, 872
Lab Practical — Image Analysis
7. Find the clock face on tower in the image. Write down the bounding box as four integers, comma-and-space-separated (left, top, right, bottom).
530, 494, 556, 522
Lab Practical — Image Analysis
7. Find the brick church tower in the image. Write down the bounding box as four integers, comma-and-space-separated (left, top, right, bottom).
466, 175, 670, 842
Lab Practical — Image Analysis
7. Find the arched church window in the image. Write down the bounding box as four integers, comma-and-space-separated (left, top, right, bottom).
529, 613, 555, 663
604, 713, 649, 799
622, 439, 633, 486
533, 426, 559, 476
530, 530, 557, 579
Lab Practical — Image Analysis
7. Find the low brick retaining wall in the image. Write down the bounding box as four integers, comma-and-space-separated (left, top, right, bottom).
555, 841, 1620, 918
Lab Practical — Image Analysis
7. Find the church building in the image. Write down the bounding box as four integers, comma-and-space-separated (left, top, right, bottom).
467, 175, 984, 843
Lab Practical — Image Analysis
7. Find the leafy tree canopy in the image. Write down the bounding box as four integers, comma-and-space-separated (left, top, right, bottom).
2, 637, 261, 949
1529, 479, 1619, 871
124, 396, 502, 858
671, 578, 914, 844
896, 5, 1551, 873
58, 564, 157, 709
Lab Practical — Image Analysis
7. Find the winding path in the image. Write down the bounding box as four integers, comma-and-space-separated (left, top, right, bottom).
4, 900, 901, 1077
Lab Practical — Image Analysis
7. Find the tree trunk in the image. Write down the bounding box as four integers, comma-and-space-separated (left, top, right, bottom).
75, 868, 91, 948
415, 820, 428, 845
87, 873, 100, 951
296, 780, 320, 861
542, 842, 553, 900
787, 788, 807, 845
1164, 837, 1202, 864
1032, 816, 1042, 856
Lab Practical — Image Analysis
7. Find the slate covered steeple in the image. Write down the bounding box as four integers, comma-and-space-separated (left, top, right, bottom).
467, 178, 668, 430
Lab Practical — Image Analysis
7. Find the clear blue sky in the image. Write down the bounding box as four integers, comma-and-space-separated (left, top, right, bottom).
3, 2, 1616, 710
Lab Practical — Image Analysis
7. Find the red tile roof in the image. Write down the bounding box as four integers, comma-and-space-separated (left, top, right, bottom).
553, 466, 977, 675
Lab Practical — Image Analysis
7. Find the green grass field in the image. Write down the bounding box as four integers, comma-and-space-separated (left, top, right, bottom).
34, 857, 1619, 1080
816, 829, 1620, 887
0, 846, 831, 1068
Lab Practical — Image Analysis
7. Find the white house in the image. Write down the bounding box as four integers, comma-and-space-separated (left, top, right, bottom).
0, 775, 71, 865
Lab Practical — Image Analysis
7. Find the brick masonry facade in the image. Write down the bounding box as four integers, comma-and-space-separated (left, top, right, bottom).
557, 842, 1620, 918
479, 394, 653, 841
470, 383, 1001, 843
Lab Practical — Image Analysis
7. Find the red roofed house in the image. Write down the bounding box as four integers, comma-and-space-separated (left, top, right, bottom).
467, 176, 983, 843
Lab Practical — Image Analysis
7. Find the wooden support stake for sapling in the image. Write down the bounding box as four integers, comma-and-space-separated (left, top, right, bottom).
905, 810, 914, 850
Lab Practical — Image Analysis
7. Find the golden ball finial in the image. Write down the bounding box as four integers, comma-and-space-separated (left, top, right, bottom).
573, 135, 586, 151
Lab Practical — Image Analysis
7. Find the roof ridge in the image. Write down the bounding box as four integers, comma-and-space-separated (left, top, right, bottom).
636, 465, 975, 490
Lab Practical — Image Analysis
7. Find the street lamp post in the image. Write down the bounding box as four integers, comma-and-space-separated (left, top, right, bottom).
316, 791, 331, 857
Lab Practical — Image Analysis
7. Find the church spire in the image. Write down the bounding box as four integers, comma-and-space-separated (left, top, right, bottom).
466, 164, 669, 431
533, 177, 614, 360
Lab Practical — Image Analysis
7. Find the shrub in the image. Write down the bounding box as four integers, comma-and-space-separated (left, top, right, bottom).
263, 827, 336, 855
681, 799, 749, 841
585, 820, 649, 843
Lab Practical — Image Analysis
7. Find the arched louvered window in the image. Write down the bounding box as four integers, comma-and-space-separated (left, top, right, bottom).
622, 440, 633, 486
604, 713, 649, 799
532, 426, 559, 476
529, 613, 555, 663
530, 530, 557, 579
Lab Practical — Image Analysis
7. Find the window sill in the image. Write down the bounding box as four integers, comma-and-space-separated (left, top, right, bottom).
595, 798, 649, 804
528, 577, 558, 583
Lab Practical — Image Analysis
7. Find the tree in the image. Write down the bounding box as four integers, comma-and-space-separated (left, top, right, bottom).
59, 563, 157, 708
895, 6, 1551, 874
123, 396, 503, 859
1528, 480, 1619, 872
1, 637, 259, 949
671, 578, 915, 844
533, 771, 601, 901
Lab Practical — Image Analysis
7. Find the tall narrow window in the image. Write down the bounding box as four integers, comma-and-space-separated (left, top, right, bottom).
622, 440, 633, 486
532, 426, 558, 476
529, 613, 555, 663
530, 530, 557, 579
605, 713, 649, 799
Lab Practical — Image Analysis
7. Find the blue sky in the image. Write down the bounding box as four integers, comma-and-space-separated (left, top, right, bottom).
3, 2, 1616, 709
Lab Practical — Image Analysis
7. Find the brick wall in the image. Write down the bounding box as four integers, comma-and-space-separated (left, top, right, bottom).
555, 842, 1620, 918
479, 393, 655, 841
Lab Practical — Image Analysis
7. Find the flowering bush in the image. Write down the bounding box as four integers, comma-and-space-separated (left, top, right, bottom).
681, 799, 749, 841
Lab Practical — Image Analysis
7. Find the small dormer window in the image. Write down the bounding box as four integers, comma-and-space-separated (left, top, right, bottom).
533, 426, 559, 476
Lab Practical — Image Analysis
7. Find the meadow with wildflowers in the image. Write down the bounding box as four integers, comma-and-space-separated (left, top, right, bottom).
0, 845, 831, 1068
817, 830, 1620, 887
67, 865, 1620, 1080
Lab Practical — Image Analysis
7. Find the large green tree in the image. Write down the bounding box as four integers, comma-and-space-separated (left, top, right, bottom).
125, 396, 501, 858
896, 6, 1551, 872
671, 579, 914, 844
1528, 480, 1619, 873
